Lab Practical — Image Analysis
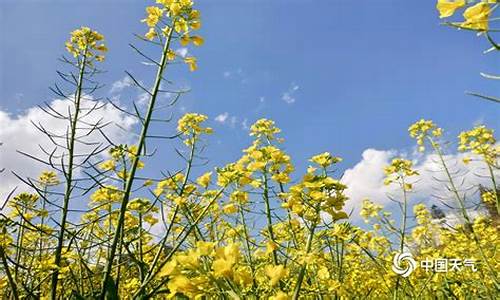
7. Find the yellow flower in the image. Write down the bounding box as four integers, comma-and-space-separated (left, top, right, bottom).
196, 171, 212, 188
38, 171, 59, 186
458, 125, 497, 165
177, 113, 212, 145
461, 2, 491, 31
65, 27, 107, 62
191, 19, 202, 30
265, 240, 278, 255
230, 190, 249, 204
184, 56, 198, 71
265, 264, 287, 286
169, 2, 182, 16
196, 241, 215, 256
145, 27, 157, 40
175, 17, 189, 33
142, 6, 163, 27
310, 152, 342, 168
212, 258, 234, 278
99, 160, 116, 171
191, 35, 204, 46
436, 0, 466, 18
383, 158, 418, 188
317, 266, 331, 280
481, 190, 496, 205
167, 49, 176, 60
223, 203, 238, 214
269, 291, 291, 300
408, 119, 442, 151
234, 266, 253, 287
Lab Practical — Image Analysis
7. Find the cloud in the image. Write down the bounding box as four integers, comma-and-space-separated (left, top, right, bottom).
110, 76, 134, 94
281, 83, 299, 104
341, 148, 496, 220
214, 112, 229, 124
0, 97, 137, 204
241, 118, 250, 131
176, 47, 189, 58
222, 68, 246, 83
214, 112, 239, 128
137, 92, 150, 106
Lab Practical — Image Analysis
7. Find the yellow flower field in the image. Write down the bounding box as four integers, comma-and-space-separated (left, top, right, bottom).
0, 0, 498, 299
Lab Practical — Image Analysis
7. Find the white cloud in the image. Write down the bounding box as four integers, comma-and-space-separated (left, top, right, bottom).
176, 47, 189, 58
230, 116, 237, 127
0, 97, 137, 204
341, 148, 496, 219
110, 76, 134, 94
137, 92, 150, 106
214, 112, 229, 124
222, 68, 244, 80
241, 118, 249, 131
281, 83, 299, 104
214, 112, 240, 128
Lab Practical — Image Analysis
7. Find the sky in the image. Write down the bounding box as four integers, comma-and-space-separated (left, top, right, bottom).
0, 0, 499, 222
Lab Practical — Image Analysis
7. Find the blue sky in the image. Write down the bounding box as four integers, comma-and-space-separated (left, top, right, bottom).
0, 0, 498, 215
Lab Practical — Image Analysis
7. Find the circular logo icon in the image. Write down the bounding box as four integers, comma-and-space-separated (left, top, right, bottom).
392, 252, 417, 277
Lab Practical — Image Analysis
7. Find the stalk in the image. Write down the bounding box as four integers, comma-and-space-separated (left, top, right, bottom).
0, 245, 19, 300
429, 137, 499, 288
135, 187, 227, 298
262, 173, 279, 265
238, 201, 258, 291
393, 176, 409, 300
98, 26, 175, 299
13, 205, 27, 283
292, 220, 317, 300
486, 163, 499, 215
50, 48, 88, 300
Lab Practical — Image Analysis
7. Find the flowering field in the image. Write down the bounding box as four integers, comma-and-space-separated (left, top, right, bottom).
0, 0, 498, 299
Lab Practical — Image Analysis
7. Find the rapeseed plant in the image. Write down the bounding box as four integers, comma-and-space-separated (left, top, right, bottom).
0, 1, 498, 299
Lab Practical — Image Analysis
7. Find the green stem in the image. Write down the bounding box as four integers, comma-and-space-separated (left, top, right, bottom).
50, 49, 88, 300
262, 173, 279, 265
486, 163, 499, 215
0, 245, 19, 300
292, 221, 317, 300
393, 176, 409, 299
430, 138, 499, 288
136, 187, 226, 298
98, 26, 175, 299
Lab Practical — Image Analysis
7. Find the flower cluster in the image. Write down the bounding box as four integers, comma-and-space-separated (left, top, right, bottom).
436, 0, 494, 31
65, 26, 107, 62
177, 113, 213, 145
458, 125, 498, 165
282, 153, 348, 222
408, 119, 443, 151
383, 158, 419, 189
142, 0, 202, 71
250, 118, 283, 142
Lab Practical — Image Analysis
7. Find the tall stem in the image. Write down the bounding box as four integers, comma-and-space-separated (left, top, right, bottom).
393, 176, 409, 300
292, 221, 317, 300
98, 27, 175, 299
430, 138, 499, 288
50, 49, 87, 300
263, 172, 279, 265
0, 245, 19, 300
486, 163, 499, 215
